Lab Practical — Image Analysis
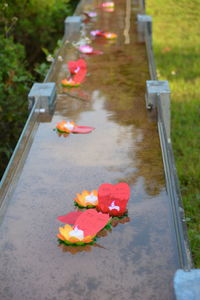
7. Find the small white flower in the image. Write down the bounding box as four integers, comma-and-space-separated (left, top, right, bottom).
171, 70, 176, 75
12, 17, 18, 22
46, 55, 54, 62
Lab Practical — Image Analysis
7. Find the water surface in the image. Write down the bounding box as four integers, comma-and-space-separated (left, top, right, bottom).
0, 0, 179, 299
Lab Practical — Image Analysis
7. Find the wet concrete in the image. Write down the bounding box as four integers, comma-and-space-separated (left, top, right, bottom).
0, 0, 179, 299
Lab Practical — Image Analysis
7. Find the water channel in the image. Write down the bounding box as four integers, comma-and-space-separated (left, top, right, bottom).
0, 0, 180, 299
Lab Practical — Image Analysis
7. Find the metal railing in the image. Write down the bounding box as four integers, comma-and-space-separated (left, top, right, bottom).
157, 94, 192, 269
144, 22, 157, 80
0, 99, 41, 212
143, 15, 193, 269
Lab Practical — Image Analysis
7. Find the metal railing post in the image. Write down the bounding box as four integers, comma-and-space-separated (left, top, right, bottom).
137, 14, 152, 42
64, 16, 82, 38
146, 80, 171, 142
28, 82, 56, 113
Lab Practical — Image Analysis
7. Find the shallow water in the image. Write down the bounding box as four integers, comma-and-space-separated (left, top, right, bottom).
0, 0, 179, 299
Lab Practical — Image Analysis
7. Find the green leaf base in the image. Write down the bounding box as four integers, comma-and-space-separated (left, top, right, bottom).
74, 202, 97, 209
58, 237, 97, 247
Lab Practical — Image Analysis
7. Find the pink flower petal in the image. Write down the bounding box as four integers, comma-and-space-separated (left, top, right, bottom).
72, 126, 95, 134
57, 211, 83, 224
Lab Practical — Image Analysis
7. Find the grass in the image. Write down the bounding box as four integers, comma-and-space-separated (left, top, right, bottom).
147, 0, 200, 267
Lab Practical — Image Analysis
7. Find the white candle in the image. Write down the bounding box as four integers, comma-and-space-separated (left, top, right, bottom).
69, 226, 84, 240
109, 201, 120, 211
85, 193, 98, 204
63, 122, 74, 131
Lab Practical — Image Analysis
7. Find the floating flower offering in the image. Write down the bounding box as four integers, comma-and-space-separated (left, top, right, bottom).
68, 59, 87, 85
74, 190, 98, 208
97, 183, 131, 217
90, 30, 117, 40
90, 30, 104, 37
55, 120, 95, 134
56, 120, 76, 133
57, 209, 110, 246
61, 59, 87, 88
79, 45, 93, 54
58, 224, 95, 246
79, 45, 103, 55
101, 1, 115, 8
68, 59, 87, 75
103, 32, 117, 39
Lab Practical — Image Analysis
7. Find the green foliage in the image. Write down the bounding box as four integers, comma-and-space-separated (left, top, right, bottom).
147, 0, 200, 267
0, 0, 77, 178
34, 62, 49, 79
0, 0, 73, 67
0, 36, 32, 175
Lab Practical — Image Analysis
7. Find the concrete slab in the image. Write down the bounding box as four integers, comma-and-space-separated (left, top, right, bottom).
174, 269, 200, 300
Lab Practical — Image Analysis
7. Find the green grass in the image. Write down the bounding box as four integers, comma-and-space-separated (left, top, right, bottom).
147, 0, 200, 267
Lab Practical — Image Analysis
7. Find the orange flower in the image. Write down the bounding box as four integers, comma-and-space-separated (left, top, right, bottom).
61, 78, 80, 87
56, 121, 77, 133
57, 224, 94, 245
74, 190, 98, 208
103, 32, 117, 39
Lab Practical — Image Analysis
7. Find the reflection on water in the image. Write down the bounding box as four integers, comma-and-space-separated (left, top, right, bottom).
58, 242, 106, 254
50, 4, 165, 196
111, 216, 130, 227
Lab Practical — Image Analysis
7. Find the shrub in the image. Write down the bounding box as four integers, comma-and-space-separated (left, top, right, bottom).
0, 0, 77, 178
0, 36, 32, 176
1, 0, 73, 68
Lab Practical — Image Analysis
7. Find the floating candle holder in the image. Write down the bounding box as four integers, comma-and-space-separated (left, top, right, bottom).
58, 224, 96, 246
90, 30, 117, 40
74, 190, 98, 208
57, 209, 111, 246
55, 120, 95, 134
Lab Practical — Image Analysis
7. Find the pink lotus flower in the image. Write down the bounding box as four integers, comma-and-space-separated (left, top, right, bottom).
101, 1, 115, 8
90, 30, 117, 40
79, 45, 93, 54
79, 45, 103, 55
90, 30, 104, 37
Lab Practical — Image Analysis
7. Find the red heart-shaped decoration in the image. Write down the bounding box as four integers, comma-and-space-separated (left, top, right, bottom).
73, 69, 87, 84
68, 59, 87, 75
97, 183, 130, 216
75, 209, 110, 237
68, 59, 87, 84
